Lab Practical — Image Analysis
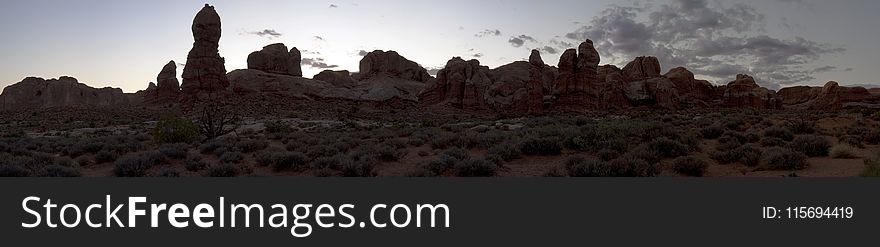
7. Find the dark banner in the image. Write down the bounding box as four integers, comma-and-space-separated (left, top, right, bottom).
0, 178, 874, 246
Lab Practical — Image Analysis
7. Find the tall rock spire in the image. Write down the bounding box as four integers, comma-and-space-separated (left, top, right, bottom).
181, 4, 229, 96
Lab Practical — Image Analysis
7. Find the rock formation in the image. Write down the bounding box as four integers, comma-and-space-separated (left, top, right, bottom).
553, 39, 601, 109
181, 4, 229, 96
664, 67, 716, 107
314, 70, 355, 88
419, 57, 492, 109
357, 50, 431, 82
247, 43, 302, 76
778, 81, 875, 109
0, 77, 132, 110
142, 60, 182, 105
622, 56, 662, 81
720, 74, 782, 109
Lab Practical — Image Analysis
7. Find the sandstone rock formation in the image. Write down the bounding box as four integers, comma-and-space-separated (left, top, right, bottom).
181, 4, 229, 95
0, 77, 132, 110
622, 56, 661, 81
720, 74, 782, 109
142, 61, 181, 105
419, 57, 492, 109
664, 67, 716, 107
553, 39, 601, 109
314, 70, 355, 88
357, 50, 431, 82
247, 43, 302, 76
778, 81, 874, 109
227, 69, 359, 100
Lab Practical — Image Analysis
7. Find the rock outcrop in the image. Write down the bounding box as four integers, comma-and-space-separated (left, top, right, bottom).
778, 81, 874, 109
553, 39, 601, 109
0, 77, 132, 110
419, 57, 492, 109
356, 50, 431, 82
720, 74, 782, 109
247, 43, 302, 76
314, 70, 355, 88
142, 61, 182, 105
665, 67, 716, 107
227, 69, 359, 100
181, 4, 229, 95
622, 56, 661, 81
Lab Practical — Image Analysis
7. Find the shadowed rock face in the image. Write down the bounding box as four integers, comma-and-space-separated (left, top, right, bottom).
357, 50, 431, 82
247, 43, 302, 76
420, 57, 492, 109
0, 77, 132, 110
778, 81, 874, 109
622, 56, 661, 81
181, 4, 229, 95
553, 39, 601, 109
721, 74, 782, 109
313, 70, 355, 88
665, 67, 717, 107
142, 61, 181, 104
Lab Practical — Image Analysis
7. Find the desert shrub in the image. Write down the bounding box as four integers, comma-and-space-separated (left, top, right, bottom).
645, 137, 689, 158
830, 144, 858, 159
864, 130, 880, 145
340, 156, 377, 177
760, 137, 786, 147
762, 147, 809, 170
94, 150, 118, 164
442, 148, 471, 161
75, 156, 92, 167
430, 133, 466, 150
185, 154, 207, 172
311, 155, 348, 170
454, 158, 498, 177
838, 135, 864, 148
565, 155, 657, 177
272, 152, 308, 172
153, 112, 200, 144
155, 169, 181, 177
114, 155, 153, 177
203, 163, 238, 177
863, 153, 880, 177
0, 165, 31, 177
420, 155, 459, 175
158, 143, 189, 159
519, 137, 562, 156
235, 139, 268, 154
264, 120, 294, 134
488, 141, 522, 162
305, 145, 339, 160
711, 144, 762, 166
199, 141, 223, 154
597, 149, 620, 161
763, 126, 795, 141
789, 135, 830, 157
672, 156, 709, 177
36, 165, 81, 177
219, 151, 244, 164
787, 120, 816, 135
622, 145, 662, 165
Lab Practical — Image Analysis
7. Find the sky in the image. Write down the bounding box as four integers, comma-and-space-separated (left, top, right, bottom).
0, 0, 877, 92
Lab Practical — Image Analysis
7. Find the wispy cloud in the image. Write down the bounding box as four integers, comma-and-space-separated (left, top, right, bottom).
245, 29, 283, 38
475, 29, 502, 37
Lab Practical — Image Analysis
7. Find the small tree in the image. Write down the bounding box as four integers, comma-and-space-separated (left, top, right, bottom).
153, 111, 200, 144
193, 96, 240, 140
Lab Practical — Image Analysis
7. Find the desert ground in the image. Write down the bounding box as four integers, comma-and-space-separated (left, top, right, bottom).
2, 102, 879, 178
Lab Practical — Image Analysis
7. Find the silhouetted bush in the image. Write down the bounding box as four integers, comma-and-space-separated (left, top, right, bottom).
340, 156, 377, 177
36, 165, 81, 177
271, 152, 308, 172
862, 152, 880, 177
786, 120, 816, 135
94, 150, 118, 164
0, 165, 30, 177
711, 144, 762, 166
763, 126, 795, 141
235, 139, 268, 154
203, 163, 238, 177
155, 169, 180, 177
789, 135, 830, 157
264, 120, 294, 134
673, 156, 709, 177
454, 158, 497, 177
153, 112, 200, 144
219, 151, 244, 164
760, 137, 786, 147
645, 137, 690, 158
762, 147, 809, 170
597, 149, 620, 161
199, 141, 223, 154
565, 155, 658, 177
519, 137, 562, 156
488, 141, 522, 162
158, 143, 188, 159
185, 154, 207, 172
830, 144, 858, 159
838, 135, 864, 148
114, 154, 158, 177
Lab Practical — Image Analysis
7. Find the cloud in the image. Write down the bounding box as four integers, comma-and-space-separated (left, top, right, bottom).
541, 46, 558, 54
246, 29, 283, 38
302, 58, 339, 69
314, 36, 326, 41
563, 0, 844, 87
472, 53, 484, 58
357, 50, 369, 56
508, 35, 536, 48
329, 4, 338, 8
475, 29, 502, 37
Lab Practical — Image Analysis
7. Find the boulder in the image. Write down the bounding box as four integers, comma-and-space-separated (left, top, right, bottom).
528, 49, 544, 67
181, 4, 229, 95
357, 50, 431, 82
622, 56, 661, 81
721, 74, 782, 109
777, 86, 820, 106
419, 57, 492, 109
0, 76, 132, 110
664, 67, 716, 106
313, 70, 355, 88
246, 43, 302, 76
